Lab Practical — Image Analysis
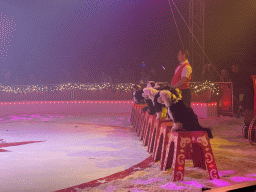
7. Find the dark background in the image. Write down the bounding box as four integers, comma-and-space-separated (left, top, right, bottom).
0, 0, 255, 85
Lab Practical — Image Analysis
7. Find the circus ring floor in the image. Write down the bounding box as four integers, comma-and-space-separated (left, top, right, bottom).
0, 100, 153, 192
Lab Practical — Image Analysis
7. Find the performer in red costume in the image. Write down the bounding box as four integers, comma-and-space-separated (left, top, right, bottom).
171, 49, 192, 106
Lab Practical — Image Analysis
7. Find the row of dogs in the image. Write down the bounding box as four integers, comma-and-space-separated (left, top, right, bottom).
136, 84, 213, 139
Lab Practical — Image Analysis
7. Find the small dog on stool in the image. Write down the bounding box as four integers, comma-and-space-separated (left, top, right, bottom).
157, 89, 213, 139
142, 87, 168, 120
132, 84, 145, 104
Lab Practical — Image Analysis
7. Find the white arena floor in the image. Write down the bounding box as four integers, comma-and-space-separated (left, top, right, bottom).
0, 113, 150, 192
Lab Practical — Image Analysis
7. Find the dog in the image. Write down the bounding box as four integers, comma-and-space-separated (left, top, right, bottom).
147, 81, 156, 88
142, 87, 167, 119
132, 84, 145, 104
157, 89, 213, 139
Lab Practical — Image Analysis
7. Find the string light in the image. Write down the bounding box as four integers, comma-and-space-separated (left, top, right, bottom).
190, 80, 220, 96
0, 81, 220, 104
0, 82, 134, 94
192, 102, 217, 106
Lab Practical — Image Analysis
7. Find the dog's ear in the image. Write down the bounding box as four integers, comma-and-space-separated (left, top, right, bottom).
160, 90, 174, 107
142, 88, 148, 97
164, 90, 178, 103
174, 88, 182, 99
170, 92, 178, 103
169, 87, 182, 100
149, 88, 153, 97
150, 88, 158, 96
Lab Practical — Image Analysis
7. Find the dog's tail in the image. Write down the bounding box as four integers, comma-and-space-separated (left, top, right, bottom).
203, 127, 213, 139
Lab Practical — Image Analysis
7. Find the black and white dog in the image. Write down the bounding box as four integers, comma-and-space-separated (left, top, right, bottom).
157, 89, 213, 139
140, 81, 157, 116
142, 87, 168, 120
132, 84, 145, 104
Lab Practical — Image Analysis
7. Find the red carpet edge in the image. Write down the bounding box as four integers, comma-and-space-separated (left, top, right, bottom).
55, 155, 154, 192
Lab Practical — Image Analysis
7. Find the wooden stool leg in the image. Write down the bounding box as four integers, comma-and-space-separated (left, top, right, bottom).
171, 135, 191, 181
154, 122, 172, 164
139, 114, 148, 140
138, 115, 145, 139
147, 117, 158, 153
143, 114, 153, 146
153, 127, 161, 154
137, 111, 144, 136
160, 130, 171, 170
152, 120, 168, 155
142, 123, 150, 146
162, 135, 176, 171
153, 133, 164, 162
130, 103, 136, 124
134, 106, 140, 131
198, 136, 219, 179
136, 108, 144, 135
134, 104, 145, 131
148, 128, 156, 153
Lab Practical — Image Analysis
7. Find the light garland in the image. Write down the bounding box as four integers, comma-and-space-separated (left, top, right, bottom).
191, 102, 217, 106
190, 80, 220, 96
0, 81, 220, 96
0, 83, 134, 94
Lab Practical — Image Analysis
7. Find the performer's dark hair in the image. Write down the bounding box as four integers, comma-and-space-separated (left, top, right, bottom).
180, 49, 189, 60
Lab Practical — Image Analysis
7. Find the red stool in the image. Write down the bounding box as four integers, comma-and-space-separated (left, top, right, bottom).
134, 104, 146, 132
142, 114, 156, 146
153, 123, 193, 170
147, 119, 170, 153
248, 116, 256, 145
135, 105, 147, 134
136, 108, 146, 137
162, 131, 219, 181
153, 121, 173, 167
130, 102, 136, 125
132, 103, 139, 128
139, 111, 150, 140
